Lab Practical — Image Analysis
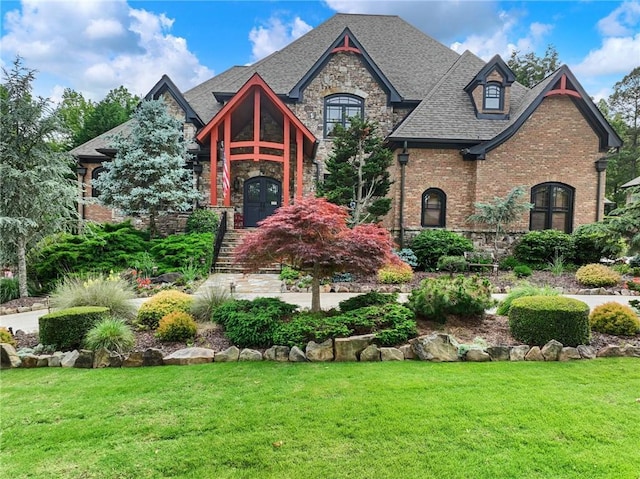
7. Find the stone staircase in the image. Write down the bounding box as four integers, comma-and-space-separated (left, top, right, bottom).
213, 229, 281, 274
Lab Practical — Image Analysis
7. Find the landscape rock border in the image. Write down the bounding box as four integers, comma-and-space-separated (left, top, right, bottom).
2, 334, 638, 369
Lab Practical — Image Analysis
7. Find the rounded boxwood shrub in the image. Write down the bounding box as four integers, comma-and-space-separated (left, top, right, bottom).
513, 264, 533, 278
39, 306, 110, 351
436, 255, 468, 273
575, 264, 621, 288
185, 208, 219, 235
409, 230, 473, 271
156, 311, 198, 342
589, 302, 640, 336
84, 318, 135, 353
496, 283, 560, 315
513, 230, 575, 268
137, 290, 194, 329
508, 296, 590, 347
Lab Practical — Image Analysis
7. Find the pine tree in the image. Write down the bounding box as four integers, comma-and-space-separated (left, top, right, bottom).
0, 57, 78, 297
92, 99, 200, 237
317, 117, 392, 225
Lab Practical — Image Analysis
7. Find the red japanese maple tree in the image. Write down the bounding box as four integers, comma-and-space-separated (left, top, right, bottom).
234, 197, 399, 311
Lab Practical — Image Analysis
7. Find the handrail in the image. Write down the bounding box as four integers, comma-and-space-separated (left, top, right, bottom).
211, 211, 227, 272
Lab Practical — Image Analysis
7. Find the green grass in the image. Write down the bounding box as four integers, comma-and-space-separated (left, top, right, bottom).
1, 360, 639, 479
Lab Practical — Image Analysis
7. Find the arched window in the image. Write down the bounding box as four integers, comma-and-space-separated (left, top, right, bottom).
530, 183, 574, 233
484, 83, 502, 110
91, 166, 105, 198
421, 188, 446, 227
324, 94, 364, 137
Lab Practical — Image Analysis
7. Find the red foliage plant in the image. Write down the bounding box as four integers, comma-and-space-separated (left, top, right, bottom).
234, 197, 398, 311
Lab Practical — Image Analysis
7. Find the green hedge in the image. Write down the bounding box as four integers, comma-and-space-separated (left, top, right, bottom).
39, 306, 110, 351
409, 230, 473, 271
508, 296, 590, 347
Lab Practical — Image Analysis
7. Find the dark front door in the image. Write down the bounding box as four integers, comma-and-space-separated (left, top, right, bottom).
243, 176, 282, 227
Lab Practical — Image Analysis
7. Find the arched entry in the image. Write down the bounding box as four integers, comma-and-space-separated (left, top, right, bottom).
243, 176, 282, 227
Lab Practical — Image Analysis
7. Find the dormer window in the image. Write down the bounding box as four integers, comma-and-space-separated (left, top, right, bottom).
484, 83, 502, 110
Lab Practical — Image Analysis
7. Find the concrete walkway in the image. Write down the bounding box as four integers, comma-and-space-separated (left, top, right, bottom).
1, 273, 638, 334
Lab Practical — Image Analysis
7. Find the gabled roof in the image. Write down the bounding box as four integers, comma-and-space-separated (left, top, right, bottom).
146, 74, 204, 127
389, 51, 529, 144
621, 176, 640, 189
463, 65, 623, 157
70, 120, 132, 158
464, 54, 516, 91
288, 27, 402, 102
183, 14, 460, 122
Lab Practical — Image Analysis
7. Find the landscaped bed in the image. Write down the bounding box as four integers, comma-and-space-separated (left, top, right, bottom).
2, 360, 639, 479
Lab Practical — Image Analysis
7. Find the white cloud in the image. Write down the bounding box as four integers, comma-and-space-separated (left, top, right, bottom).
572, 34, 640, 77
249, 15, 312, 61
0, 0, 213, 101
597, 0, 640, 36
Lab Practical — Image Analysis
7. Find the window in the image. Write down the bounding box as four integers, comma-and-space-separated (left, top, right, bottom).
91, 167, 105, 198
530, 183, 574, 233
324, 94, 364, 137
421, 188, 446, 227
484, 83, 502, 110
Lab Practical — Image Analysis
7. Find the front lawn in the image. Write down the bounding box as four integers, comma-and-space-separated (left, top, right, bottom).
2, 360, 639, 478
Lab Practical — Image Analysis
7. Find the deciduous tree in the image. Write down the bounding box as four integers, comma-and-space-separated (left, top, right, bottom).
507, 45, 560, 88
92, 99, 200, 237
0, 57, 78, 296
317, 116, 393, 225
234, 197, 398, 311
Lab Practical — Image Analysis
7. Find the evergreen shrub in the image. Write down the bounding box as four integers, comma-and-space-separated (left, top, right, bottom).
39, 306, 110, 351
212, 297, 297, 348
407, 275, 496, 323
137, 290, 193, 329
589, 302, 640, 336
84, 318, 135, 353
0, 278, 19, 303
436, 255, 468, 273
575, 264, 621, 287
508, 296, 590, 347
185, 209, 219, 235
0, 327, 16, 347
513, 230, 575, 268
377, 262, 414, 284
394, 248, 418, 268
150, 233, 213, 274
496, 283, 560, 315
513, 265, 533, 278
338, 291, 398, 313
572, 223, 625, 265
409, 230, 473, 271
156, 311, 198, 342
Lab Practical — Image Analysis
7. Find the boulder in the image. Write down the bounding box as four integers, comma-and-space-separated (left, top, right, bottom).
410, 333, 460, 362
47, 352, 64, 367
597, 346, 624, 358
509, 345, 530, 361
93, 348, 111, 369
306, 339, 334, 362
20, 353, 39, 368
398, 344, 416, 360
559, 347, 581, 361
335, 334, 375, 362
288, 346, 307, 362
109, 351, 124, 368
142, 348, 164, 366
75, 349, 94, 368
122, 351, 144, 367
36, 355, 52, 367
164, 347, 215, 366
0, 343, 22, 369
360, 344, 381, 362
486, 346, 510, 361
151, 272, 182, 284
264, 346, 291, 362
541, 340, 563, 361
465, 348, 491, 362
380, 347, 404, 361
239, 349, 262, 361
215, 346, 240, 362
525, 346, 545, 361
61, 350, 80, 368
577, 345, 596, 360
622, 346, 640, 358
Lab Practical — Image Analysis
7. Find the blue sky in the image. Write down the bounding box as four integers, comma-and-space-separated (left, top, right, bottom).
1, 1, 638, 103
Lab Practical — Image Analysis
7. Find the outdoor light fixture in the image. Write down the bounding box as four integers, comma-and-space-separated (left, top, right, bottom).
595, 157, 610, 221
595, 157, 608, 172
397, 152, 409, 166
193, 163, 203, 174
76, 166, 87, 177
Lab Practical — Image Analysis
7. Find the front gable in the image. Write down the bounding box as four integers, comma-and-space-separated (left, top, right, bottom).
289, 28, 402, 103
